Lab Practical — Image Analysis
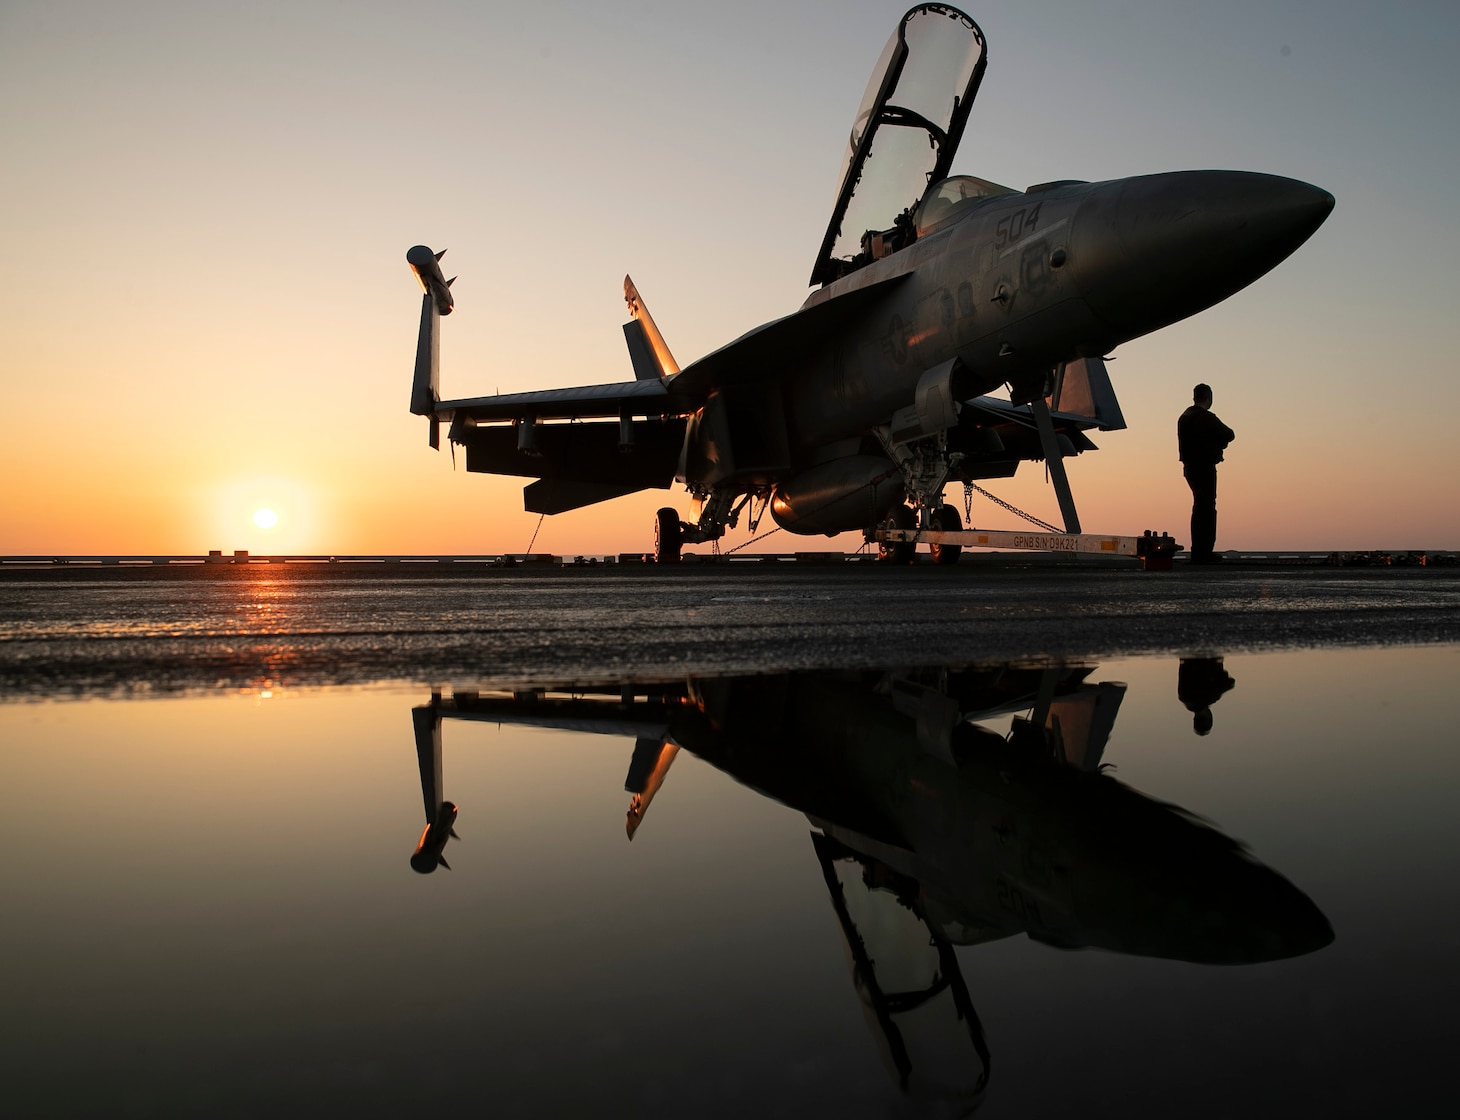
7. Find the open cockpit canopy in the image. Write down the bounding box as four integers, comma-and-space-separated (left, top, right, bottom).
810, 4, 988, 286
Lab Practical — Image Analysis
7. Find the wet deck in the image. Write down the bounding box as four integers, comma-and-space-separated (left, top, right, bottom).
4, 562, 1459, 696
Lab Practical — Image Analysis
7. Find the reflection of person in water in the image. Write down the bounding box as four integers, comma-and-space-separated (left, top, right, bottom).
1178, 657, 1236, 735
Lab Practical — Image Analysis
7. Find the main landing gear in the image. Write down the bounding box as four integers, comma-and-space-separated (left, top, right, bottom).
654, 507, 683, 564
876, 503, 962, 565
653, 486, 764, 562
928, 504, 962, 565
877, 505, 916, 564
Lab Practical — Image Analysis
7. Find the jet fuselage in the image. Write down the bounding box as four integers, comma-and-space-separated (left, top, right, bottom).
784, 170, 1334, 450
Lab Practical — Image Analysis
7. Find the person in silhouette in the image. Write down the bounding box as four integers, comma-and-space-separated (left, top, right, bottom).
1178, 383, 1235, 564
1178, 657, 1236, 735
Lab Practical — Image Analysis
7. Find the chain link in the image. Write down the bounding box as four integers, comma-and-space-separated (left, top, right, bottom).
525, 514, 548, 554
964, 481, 1064, 534
524, 513, 545, 555
723, 526, 782, 555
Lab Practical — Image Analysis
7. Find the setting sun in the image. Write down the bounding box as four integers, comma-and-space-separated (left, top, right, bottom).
204, 476, 319, 554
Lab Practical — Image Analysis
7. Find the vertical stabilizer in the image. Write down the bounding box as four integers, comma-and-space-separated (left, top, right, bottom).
622, 276, 680, 381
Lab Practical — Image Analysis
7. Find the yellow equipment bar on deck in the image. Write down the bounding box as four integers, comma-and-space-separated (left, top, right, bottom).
877, 527, 1180, 567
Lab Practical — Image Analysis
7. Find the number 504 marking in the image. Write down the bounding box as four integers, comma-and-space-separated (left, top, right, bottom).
995, 202, 1043, 250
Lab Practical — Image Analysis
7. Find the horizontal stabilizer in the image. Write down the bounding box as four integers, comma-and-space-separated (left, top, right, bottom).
524, 478, 663, 514
460, 417, 685, 496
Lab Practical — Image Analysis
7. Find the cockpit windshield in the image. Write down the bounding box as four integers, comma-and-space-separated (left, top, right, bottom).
811, 5, 988, 286
915, 174, 1018, 236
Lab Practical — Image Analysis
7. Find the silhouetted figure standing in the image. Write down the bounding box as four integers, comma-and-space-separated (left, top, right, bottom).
1178, 657, 1236, 736
1178, 383, 1235, 563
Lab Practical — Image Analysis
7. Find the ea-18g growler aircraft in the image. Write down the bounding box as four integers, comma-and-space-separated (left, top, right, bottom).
407, 4, 1333, 562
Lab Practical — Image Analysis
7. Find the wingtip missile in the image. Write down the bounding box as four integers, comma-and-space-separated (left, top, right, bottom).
407, 244, 454, 316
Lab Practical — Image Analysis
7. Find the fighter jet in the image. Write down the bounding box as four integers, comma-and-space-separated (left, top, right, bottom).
406, 663, 1332, 1109
407, 4, 1333, 562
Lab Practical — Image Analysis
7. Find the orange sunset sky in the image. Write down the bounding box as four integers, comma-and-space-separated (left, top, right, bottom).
3, 0, 1457, 556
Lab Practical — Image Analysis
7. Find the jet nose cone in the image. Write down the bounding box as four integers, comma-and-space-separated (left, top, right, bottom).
1070, 170, 1334, 338
1157, 859, 1335, 965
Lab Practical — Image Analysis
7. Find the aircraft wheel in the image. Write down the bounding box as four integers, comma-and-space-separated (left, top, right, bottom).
877, 504, 917, 565
929, 504, 962, 566
654, 507, 683, 563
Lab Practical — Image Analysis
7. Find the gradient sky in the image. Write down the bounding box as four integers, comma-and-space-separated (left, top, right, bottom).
3, 0, 1457, 555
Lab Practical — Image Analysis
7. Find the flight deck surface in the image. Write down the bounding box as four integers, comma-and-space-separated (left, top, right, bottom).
4, 562, 1458, 695
3, 565, 1458, 1117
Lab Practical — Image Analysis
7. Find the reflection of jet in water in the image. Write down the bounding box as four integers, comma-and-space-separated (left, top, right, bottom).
409, 665, 1332, 1109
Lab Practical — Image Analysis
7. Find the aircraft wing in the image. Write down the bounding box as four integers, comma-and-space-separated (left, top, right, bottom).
436, 370, 1110, 430
412, 242, 910, 516
668, 270, 913, 400
417, 690, 688, 841
426, 689, 682, 740
437, 268, 913, 423
436, 377, 682, 423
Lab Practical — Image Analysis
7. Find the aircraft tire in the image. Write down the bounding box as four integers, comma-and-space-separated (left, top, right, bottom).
877, 504, 917, 565
930, 504, 962, 565
654, 507, 683, 563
